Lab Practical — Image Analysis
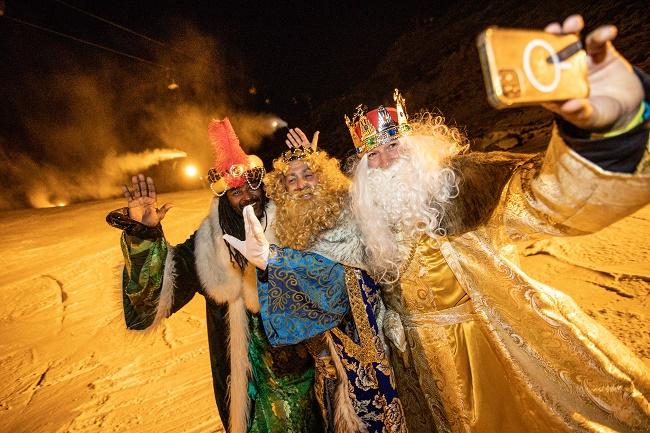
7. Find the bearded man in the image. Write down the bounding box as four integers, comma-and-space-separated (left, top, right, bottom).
225, 129, 407, 433
106, 118, 323, 433
345, 16, 650, 433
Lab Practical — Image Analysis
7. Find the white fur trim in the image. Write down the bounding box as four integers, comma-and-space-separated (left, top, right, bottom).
195, 199, 244, 304
241, 264, 260, 313
310, 209, 367, 270
327, 333, 368, 433
194, 198, 272, 313
192, 197, 278, 431
152, 242, 176, 326
228, 298, 252, 433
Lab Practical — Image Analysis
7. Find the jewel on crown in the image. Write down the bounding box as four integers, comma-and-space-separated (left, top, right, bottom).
280, 146, 316, 165
344, 89, 411, 156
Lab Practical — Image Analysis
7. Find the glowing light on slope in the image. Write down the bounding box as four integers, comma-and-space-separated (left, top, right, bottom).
184, 165, 198, 178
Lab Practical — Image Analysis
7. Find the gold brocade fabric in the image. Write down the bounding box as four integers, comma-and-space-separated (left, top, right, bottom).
382, 133, 650, 433
386, 238, 535, 433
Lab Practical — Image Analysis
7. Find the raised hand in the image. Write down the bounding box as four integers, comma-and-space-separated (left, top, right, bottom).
542, 15, 644, 131
222, 205, 270, 270
121, 174, 173, 227
285, 127, 319, 151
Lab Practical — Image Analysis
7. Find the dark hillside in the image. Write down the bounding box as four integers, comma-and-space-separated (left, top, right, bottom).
308, 0, 650, 158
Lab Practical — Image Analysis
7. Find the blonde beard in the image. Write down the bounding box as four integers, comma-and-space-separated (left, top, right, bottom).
273, 185, 347, 250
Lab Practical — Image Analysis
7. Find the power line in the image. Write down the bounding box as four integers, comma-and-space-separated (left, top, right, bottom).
52, 0, 167, 48
51, 0, 203, 65
2, 14, 172, 71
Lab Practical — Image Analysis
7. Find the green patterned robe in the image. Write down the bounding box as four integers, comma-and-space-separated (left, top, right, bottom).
118, 224, 323, 433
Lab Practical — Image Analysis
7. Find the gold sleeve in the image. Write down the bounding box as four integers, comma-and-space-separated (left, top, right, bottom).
494, 126, 650, 241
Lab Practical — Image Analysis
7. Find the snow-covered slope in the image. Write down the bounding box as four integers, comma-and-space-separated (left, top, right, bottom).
0, 189, 224, 433
0, 189, 648, 432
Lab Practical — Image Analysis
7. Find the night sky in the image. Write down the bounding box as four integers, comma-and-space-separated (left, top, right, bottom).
0, 0, 647, 209
0, 1, 443, 138
0, 0, 451, 209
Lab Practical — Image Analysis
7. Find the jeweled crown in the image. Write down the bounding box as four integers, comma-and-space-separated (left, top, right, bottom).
280, 146, 316, 164
272, 146, 318, 175
344, 89, 411, 156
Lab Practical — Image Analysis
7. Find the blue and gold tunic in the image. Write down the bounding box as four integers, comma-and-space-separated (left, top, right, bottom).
258, 245, 407, 433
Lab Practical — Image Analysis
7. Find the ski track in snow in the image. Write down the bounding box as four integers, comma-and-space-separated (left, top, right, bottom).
0, 190, 224, 433
0, 189, 647, 432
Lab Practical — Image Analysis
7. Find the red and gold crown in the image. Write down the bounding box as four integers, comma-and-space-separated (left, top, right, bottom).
344, 89, 411, 156
206, 117, 265, 196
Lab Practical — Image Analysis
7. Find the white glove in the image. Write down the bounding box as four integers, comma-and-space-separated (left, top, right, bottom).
223, 205, 270, 270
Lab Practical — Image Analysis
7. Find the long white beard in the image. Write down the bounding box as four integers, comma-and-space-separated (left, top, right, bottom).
351, 137, 458, 282
366, 157, 434, 230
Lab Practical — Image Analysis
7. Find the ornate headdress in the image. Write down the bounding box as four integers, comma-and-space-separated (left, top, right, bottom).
344, 89, 411, 156
207, 117, 265, 196
273, 146, 318, 174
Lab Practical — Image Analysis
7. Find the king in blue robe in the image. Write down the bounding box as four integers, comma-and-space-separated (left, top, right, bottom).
257, 245, 407, 433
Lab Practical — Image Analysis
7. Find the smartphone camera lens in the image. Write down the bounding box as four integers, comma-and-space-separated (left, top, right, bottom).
498, 69, 521, 98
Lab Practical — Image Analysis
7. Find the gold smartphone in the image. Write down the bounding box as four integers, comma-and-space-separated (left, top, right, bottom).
476, 27, 589, 109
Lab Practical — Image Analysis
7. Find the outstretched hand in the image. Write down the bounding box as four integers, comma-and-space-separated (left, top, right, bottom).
122, 174, 173, 227
542, 14, 644, 131
286, 127, 319, 150
223, 205, 270, 270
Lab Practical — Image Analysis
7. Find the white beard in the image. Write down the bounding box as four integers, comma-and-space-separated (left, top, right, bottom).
350, 136, 459, 282
366, 160, 406, 227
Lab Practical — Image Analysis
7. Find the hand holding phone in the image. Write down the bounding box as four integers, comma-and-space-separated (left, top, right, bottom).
477, 15, 644, 131
477, 27, 589, 109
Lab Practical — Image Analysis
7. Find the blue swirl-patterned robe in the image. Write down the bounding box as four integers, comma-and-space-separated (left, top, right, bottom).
258, 245, 407, 433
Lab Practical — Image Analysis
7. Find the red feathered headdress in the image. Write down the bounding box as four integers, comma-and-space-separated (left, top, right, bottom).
207, 117, 265, 195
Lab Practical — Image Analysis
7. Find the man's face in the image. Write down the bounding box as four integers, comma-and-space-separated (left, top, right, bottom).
366, 141, 401, 169
284, 160, 319, 199
225, 183, 264, 218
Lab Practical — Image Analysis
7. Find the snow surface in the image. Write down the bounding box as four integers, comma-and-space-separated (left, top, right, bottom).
0, 189, 648, 433
0, 190, 223, 433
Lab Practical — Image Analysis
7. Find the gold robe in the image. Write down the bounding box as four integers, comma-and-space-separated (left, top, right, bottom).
382, 128, 650, 433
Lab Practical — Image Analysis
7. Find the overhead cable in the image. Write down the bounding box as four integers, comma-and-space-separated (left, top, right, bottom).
52, 0, 167, 48
3, 14, 171, 70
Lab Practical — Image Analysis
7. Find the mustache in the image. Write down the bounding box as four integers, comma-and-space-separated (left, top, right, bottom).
239, 197, 261, 208
287, 185, 316, 200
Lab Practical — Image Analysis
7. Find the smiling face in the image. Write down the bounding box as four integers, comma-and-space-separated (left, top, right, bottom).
264, 150, 351, 250
283, 160, 319, 198
225, 182, 264, 218
366, 140, 401, 169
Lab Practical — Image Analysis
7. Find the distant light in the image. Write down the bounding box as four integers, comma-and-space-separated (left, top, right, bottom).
168, 81, 179, 90
57, 202, 67, 207
271, 118, 287, 129
249, 87, 257, 95
184, 165, 198, 177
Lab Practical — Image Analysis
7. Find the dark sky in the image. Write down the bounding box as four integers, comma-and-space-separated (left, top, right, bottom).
0, 0, 450, 209
1, 0, 646, 209
1, 0, 445, 123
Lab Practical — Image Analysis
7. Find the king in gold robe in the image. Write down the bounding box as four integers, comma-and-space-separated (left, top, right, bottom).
347, 85, 650, 432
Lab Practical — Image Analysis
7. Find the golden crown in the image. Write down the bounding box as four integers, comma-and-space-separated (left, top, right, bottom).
280, 146, 316, 164
272, 146, 317, 174
344, 89, 411, 156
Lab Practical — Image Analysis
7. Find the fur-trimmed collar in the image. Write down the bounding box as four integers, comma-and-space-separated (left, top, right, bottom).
193, 198, 276, 313
191, 197, 276, 433
309, 207, 367, 270
265, 202, 366, 270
